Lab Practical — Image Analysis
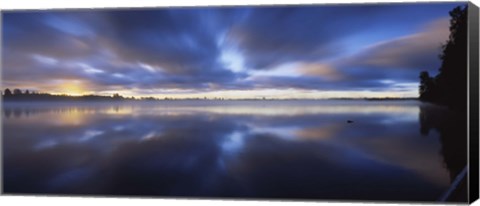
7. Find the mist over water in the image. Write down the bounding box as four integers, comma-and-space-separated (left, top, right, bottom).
2, 100, 461, 201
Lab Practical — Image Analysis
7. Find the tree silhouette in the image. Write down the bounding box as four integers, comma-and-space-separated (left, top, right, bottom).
4, 88, 12, 97
13, 88, 22, 96
419, 6, 467, 111
417, 6, 468, 201
419, 71, 436, 101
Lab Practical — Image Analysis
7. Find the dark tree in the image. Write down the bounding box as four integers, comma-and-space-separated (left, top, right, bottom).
13, 88, 22, 95
419, 71, 436, 101
436, 6, 468, 110
112, 93, 124, 100
417, 6, 469, 201
419, 6, 467, 111
4, 88, 13, 97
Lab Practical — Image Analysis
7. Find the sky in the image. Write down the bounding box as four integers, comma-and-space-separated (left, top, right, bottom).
1, 2, 467, 99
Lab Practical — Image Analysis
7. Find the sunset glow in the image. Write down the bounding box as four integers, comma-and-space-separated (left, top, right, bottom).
55, 81, 87, 96
2, 3, 463, 98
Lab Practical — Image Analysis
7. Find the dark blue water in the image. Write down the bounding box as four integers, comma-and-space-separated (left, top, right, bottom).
2, 100, 463, 201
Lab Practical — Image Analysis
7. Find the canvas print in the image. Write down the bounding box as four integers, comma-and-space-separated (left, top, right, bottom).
1, 2, 477, 203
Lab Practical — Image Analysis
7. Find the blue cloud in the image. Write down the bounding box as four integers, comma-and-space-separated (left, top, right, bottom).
1, 2, 465, 95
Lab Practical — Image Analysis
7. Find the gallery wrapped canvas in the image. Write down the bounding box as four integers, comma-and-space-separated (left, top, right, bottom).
1, 1, 479, 204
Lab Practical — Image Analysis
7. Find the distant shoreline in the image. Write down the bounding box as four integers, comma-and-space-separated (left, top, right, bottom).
1, 89, 419, 102
1, 97, 419, 103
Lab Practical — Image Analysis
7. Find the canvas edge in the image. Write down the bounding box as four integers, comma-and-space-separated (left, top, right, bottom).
468, 1, 480, 204
0, 10, 4, 196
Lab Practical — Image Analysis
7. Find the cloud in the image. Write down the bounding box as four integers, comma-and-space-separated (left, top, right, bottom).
3, 9, 242, 91
340, 17, 450, 72
1, 3, 464, 96
307, 17, 451, 91
297, 63, 344, 81
222, 3, 459, 71
223, 6, 365, 70
3, 12, 98, 60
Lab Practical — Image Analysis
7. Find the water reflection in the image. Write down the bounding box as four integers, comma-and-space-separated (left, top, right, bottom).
2, 100, 465, 202
418, 104, 467, 202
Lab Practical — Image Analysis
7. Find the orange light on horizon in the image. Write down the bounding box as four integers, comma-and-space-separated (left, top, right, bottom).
52, 81, 87, 96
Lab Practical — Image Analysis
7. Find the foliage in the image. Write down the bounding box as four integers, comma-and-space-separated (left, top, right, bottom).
419, 6, 468, 111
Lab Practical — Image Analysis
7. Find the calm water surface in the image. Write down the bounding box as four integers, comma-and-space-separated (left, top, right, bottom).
2, 100, 466, 201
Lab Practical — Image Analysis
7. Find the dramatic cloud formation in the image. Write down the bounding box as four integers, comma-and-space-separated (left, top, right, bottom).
1, 3, 465, 98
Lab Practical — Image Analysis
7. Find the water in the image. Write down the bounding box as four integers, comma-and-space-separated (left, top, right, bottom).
2, 100, 466, 201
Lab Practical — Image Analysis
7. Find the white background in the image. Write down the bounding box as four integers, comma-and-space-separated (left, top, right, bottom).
1, 0, 479, 205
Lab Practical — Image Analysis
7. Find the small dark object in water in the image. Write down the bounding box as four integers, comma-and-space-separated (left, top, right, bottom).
347, 120, 354, 123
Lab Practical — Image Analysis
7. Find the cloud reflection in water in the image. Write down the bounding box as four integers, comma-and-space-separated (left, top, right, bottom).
3, 100, 451, 201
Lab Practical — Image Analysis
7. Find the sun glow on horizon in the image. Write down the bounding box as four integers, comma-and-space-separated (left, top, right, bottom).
51, 81, 87, 96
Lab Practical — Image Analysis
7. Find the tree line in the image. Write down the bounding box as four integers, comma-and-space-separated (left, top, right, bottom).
2, 88, 135, 102
2, 88, 240, 101
419, 6, 467, 112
